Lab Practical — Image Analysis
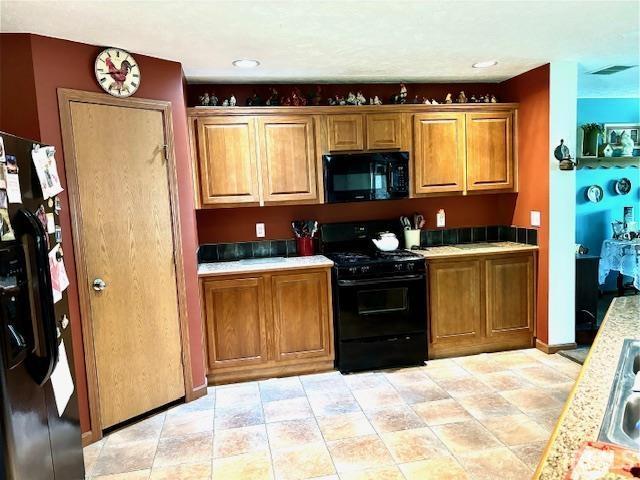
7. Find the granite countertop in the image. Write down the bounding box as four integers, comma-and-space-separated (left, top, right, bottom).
198, 255, 334, 277
413, 241, 538, 259
534, 295, 640, 479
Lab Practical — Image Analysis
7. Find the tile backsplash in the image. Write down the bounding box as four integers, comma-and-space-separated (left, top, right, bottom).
418, 225, 538, 248
198, 225, 539, 263
198, 239, 298, 263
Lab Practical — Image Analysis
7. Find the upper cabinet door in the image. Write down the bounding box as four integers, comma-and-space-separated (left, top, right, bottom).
366, 113, 403, 150
257, 116, 319, 204
196, 116, 260, 205
413, 113, 466, 194
465, 111, 514, 191
326, 114, 364, 151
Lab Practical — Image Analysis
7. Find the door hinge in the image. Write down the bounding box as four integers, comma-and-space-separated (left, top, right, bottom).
162, 144, 169, 162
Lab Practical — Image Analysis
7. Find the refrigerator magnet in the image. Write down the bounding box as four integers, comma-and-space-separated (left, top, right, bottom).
32, 146, 63, 199
55, 225, 62, 243
0, 136, 5, 163
46, 213, 55, 234
0, 190, 7, 209
54, 196, 62, 215
0, 208, 14, 241
5, 155, 22, 204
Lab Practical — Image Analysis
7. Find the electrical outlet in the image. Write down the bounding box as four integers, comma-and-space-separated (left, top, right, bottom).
530, 211, 541, 227
436, 209, 446, 228
256, 223, 265, 238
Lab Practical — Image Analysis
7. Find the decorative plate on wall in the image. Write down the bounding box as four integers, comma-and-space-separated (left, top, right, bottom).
586, 185, 604, 203
614, 178, 632, 195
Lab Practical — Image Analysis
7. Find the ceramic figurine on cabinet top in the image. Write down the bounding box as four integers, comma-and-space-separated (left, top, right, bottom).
483, 94, 490, 103
210, 93, 218, 106
290, 88, 307, 106
356, 91, 367, 106
490, 95, 497, 103
266, 88, 279, 106
229, 95, 237, 107
470, 95, 477, 103
423, 97, 430, 104
444, 93, 453, 104
281, 95, 291, 106
222, 99, 229, 107
620, 130, 635, 157
246, 92, 262, 106
373, 95, 382, 105
311, 86, 323, 106
391, 83, 408, 104
457, 91, 467, 103
346, 92, 357, 105
431, 99, 439, 104
199, 92, 210, 106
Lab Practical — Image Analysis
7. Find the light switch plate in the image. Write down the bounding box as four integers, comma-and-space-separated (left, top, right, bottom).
256, 223, 265, 238
436, 209, 446, 228
530, 211, 541, 227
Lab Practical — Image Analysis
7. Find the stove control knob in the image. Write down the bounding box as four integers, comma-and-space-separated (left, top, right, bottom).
406, 263, 415, 271
348, 267, 358, 275
360, 266, 370, 274
394, 263, 404, 271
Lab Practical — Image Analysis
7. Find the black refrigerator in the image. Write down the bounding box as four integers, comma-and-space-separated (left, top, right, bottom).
0, 132, 84, 480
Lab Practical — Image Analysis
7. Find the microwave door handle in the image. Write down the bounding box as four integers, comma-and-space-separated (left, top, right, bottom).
13, 208, 59, 386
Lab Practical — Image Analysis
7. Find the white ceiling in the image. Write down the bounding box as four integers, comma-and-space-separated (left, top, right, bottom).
1, 0, 639, 96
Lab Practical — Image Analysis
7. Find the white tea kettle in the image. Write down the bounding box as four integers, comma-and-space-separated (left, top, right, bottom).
372, 232, 399, 251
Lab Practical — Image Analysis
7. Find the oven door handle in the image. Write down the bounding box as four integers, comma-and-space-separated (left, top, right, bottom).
337, 274, 424, 287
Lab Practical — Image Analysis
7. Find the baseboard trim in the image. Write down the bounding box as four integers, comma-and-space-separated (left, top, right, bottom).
81, 429, 101, 447
535, 339, 578, 354
188, 382, 208, 401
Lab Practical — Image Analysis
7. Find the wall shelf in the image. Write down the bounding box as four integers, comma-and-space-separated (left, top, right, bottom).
577, 157, 640, 170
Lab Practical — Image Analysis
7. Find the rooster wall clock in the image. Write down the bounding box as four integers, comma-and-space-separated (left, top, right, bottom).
94, 47, 140, 97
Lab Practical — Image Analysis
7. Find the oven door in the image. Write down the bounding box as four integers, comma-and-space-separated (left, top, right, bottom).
323, 152, 409, 203
335, 274, 426, 340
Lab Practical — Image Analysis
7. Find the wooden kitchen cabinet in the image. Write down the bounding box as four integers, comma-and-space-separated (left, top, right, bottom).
257, 115, 319, 203
270, 270, 332, 361
466, 111, 514, 191
428, 258, 483, 354
195, 116, 260, 206
365, 113, 403, 150
201, 267, 334, 384
326, 114, 364, 151
485, 253, 534, 338
427, 250, 535, 358
202, 276, 270, 369
413, 112, 466, 194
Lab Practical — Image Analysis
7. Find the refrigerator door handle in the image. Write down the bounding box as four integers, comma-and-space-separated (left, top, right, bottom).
12, 208, 59, 386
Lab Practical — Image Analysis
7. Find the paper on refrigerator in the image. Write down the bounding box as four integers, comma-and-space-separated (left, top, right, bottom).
50, 339, 74, 417
32, 146, 63, 199
48, 244, 70, 303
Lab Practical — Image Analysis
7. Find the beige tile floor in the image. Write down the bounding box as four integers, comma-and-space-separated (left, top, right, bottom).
83, 348, 581, 480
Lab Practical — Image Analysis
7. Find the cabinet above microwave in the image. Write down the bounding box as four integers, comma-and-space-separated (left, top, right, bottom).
187, 104, 518, 209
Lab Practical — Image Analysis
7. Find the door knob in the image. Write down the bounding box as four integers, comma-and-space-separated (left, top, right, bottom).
93, 278, 107, 291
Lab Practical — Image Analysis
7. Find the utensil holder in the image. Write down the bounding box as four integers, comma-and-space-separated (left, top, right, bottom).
296, 237, 314, 256
404, 229, 421, 249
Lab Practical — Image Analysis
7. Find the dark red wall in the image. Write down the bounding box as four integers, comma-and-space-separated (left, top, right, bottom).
197, 194, 517, 243
0, 34, 40, 140
1, 33, 205, 433
188, 82, 502, 107
501, 64, 550, 343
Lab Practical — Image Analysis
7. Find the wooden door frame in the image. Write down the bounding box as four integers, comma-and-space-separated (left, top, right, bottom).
57, 89, 194, 446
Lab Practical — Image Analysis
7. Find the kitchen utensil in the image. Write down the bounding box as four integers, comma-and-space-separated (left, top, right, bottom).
413, 213, 424, 230
372, 232, 399, 251
400, 216, 412, 230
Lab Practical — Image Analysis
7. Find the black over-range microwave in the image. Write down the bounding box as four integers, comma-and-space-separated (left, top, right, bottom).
323, 151, 409, 203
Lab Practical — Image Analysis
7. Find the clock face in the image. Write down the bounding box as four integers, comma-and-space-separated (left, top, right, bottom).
95, 48, 140, 97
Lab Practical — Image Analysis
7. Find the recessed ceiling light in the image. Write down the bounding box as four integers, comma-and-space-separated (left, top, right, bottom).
232, 59, 260, 68
472, 60, 498, 69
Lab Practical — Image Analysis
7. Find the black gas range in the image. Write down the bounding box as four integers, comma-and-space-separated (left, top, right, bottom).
320, 220, 428, 373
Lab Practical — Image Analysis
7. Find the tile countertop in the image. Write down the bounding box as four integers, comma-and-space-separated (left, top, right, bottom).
534, 295, 640, 479
413, 241, 538, 259
197, 255, 334, 277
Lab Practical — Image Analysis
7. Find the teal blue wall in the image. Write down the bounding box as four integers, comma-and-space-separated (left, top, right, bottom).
576, 98, 640, 289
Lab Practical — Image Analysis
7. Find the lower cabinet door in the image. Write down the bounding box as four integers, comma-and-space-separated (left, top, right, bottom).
428, 259, 483, 354
203, 277, 269, 370
270, 270, 333, 362
485, 253, 534, 337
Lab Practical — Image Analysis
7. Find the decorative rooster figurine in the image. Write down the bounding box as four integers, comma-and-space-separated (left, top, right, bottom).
105, 57, 132, 94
